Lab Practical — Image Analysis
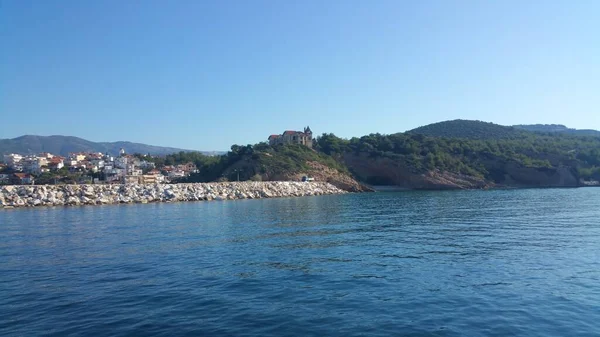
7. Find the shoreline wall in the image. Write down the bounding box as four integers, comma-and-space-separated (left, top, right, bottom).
0, 182, 346, 209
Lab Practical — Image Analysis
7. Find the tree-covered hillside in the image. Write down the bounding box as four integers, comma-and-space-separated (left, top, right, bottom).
514, 124, 600, 137
144, 120, 600, 189
407, 120, 526, 139
179, 143, 352, 183
0, 135, 207, 156
315, 127, 600, 183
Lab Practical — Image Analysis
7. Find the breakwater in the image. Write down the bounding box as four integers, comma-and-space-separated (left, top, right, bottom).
0, 181, 346, 208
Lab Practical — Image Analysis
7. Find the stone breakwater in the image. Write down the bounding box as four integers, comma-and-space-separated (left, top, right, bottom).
0, 182, 346, 208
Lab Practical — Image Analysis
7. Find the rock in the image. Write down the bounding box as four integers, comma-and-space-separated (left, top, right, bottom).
0, 181, 346, 208
66, 196, 80, 206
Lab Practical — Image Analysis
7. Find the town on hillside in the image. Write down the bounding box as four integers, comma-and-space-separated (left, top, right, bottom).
0, 148, 198, 185
0, 126, 317, 185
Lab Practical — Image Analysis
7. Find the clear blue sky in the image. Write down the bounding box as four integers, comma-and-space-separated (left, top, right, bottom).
1, 0, 598, 151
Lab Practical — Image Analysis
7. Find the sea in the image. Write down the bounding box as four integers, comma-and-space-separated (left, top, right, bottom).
1, 188, 599, 336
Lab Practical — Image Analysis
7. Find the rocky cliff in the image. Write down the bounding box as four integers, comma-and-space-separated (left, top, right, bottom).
343, 153, 491, 189
266, 161, 374, 192
486, 161, 580, 188
342, 152, 581, 190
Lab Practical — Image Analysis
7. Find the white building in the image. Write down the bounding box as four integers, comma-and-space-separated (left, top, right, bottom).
139, 161, 156, 169
21, 156, 48, 174
3, 154, 23, 168
168, 170, 186, 179
91, 159, 105, 168
114, 156, 128, 169
39, 153, 55, 159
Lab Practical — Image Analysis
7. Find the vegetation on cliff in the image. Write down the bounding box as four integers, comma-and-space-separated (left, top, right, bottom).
514, 124, 600, 137
179, 143, 351, 184
162, 120, 600, 189
407, 119, 526, 140
318, 121, 600, 185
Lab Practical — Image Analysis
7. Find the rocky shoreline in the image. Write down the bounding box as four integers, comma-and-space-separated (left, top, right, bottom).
0, 181, 346, 209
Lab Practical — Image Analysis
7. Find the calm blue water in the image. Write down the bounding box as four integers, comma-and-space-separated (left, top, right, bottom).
1, 189, 600, 336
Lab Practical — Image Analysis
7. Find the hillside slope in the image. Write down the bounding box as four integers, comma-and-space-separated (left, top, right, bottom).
514, 124, 600, 137
172, 121, 600, 191
314, 126, 600, 189
0, 135, 213, 156
183, 144, 372, 192
407, 120, 525, 139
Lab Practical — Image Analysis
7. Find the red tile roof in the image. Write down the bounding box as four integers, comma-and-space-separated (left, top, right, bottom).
283, 130, 301, 136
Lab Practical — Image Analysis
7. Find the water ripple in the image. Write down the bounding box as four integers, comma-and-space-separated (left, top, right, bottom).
1, 188, 600, 336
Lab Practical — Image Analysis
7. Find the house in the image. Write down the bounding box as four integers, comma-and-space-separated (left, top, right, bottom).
90, 159, 105, 169
3, 154, 23, 168
268, 126, 313, 147
176, 162, 197, 173
130, 168, 143, 176
103, 153, 114, 162
139, 161, 156, 169
114, 156, 129, 169
12, 173, 34, 185
69, 153, 87, 162
142, 169, 166, 184
86, 152, 104, 160
168, 170, 186, 179
104, 167, 124, 182
48, 157, 64, 170
22, 156, 47, 174
140, 173, 165, 184
39, 152, 55, 159
66, 160, 79, 167
121, 175, 140, 184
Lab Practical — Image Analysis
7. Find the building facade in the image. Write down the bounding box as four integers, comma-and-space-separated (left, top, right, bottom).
268, 126, 313, 147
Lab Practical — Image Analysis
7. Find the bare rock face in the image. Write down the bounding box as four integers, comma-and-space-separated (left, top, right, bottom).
0, 181, 347, 209
270, 161, 374, 192
343, 153, 490, 190
343, 152, 582, 190
490, 162, 579, 188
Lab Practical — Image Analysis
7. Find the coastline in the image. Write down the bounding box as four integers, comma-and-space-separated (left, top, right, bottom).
0, 181, 346, 209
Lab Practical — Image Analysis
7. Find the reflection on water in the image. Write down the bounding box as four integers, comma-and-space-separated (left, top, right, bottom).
1, 188, 600, 336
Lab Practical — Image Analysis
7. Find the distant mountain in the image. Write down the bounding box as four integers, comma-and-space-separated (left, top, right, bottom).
0, 135, 220, 156
513, 124, 600, 137
407, 119, 525, 139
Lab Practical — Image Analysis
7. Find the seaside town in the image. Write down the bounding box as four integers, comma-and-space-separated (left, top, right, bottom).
0, 126, 317, 186
0, 148, 199, 185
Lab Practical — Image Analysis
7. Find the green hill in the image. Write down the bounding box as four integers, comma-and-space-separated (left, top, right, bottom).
21, 120, 596, 191
313, 129, 600, 187
514, 124, 600, 137
180, 143, 369, 191
169, 125, 600, 190
407, 120, 525, 139
164, 119, 600, 190
0, 135, 215, 156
